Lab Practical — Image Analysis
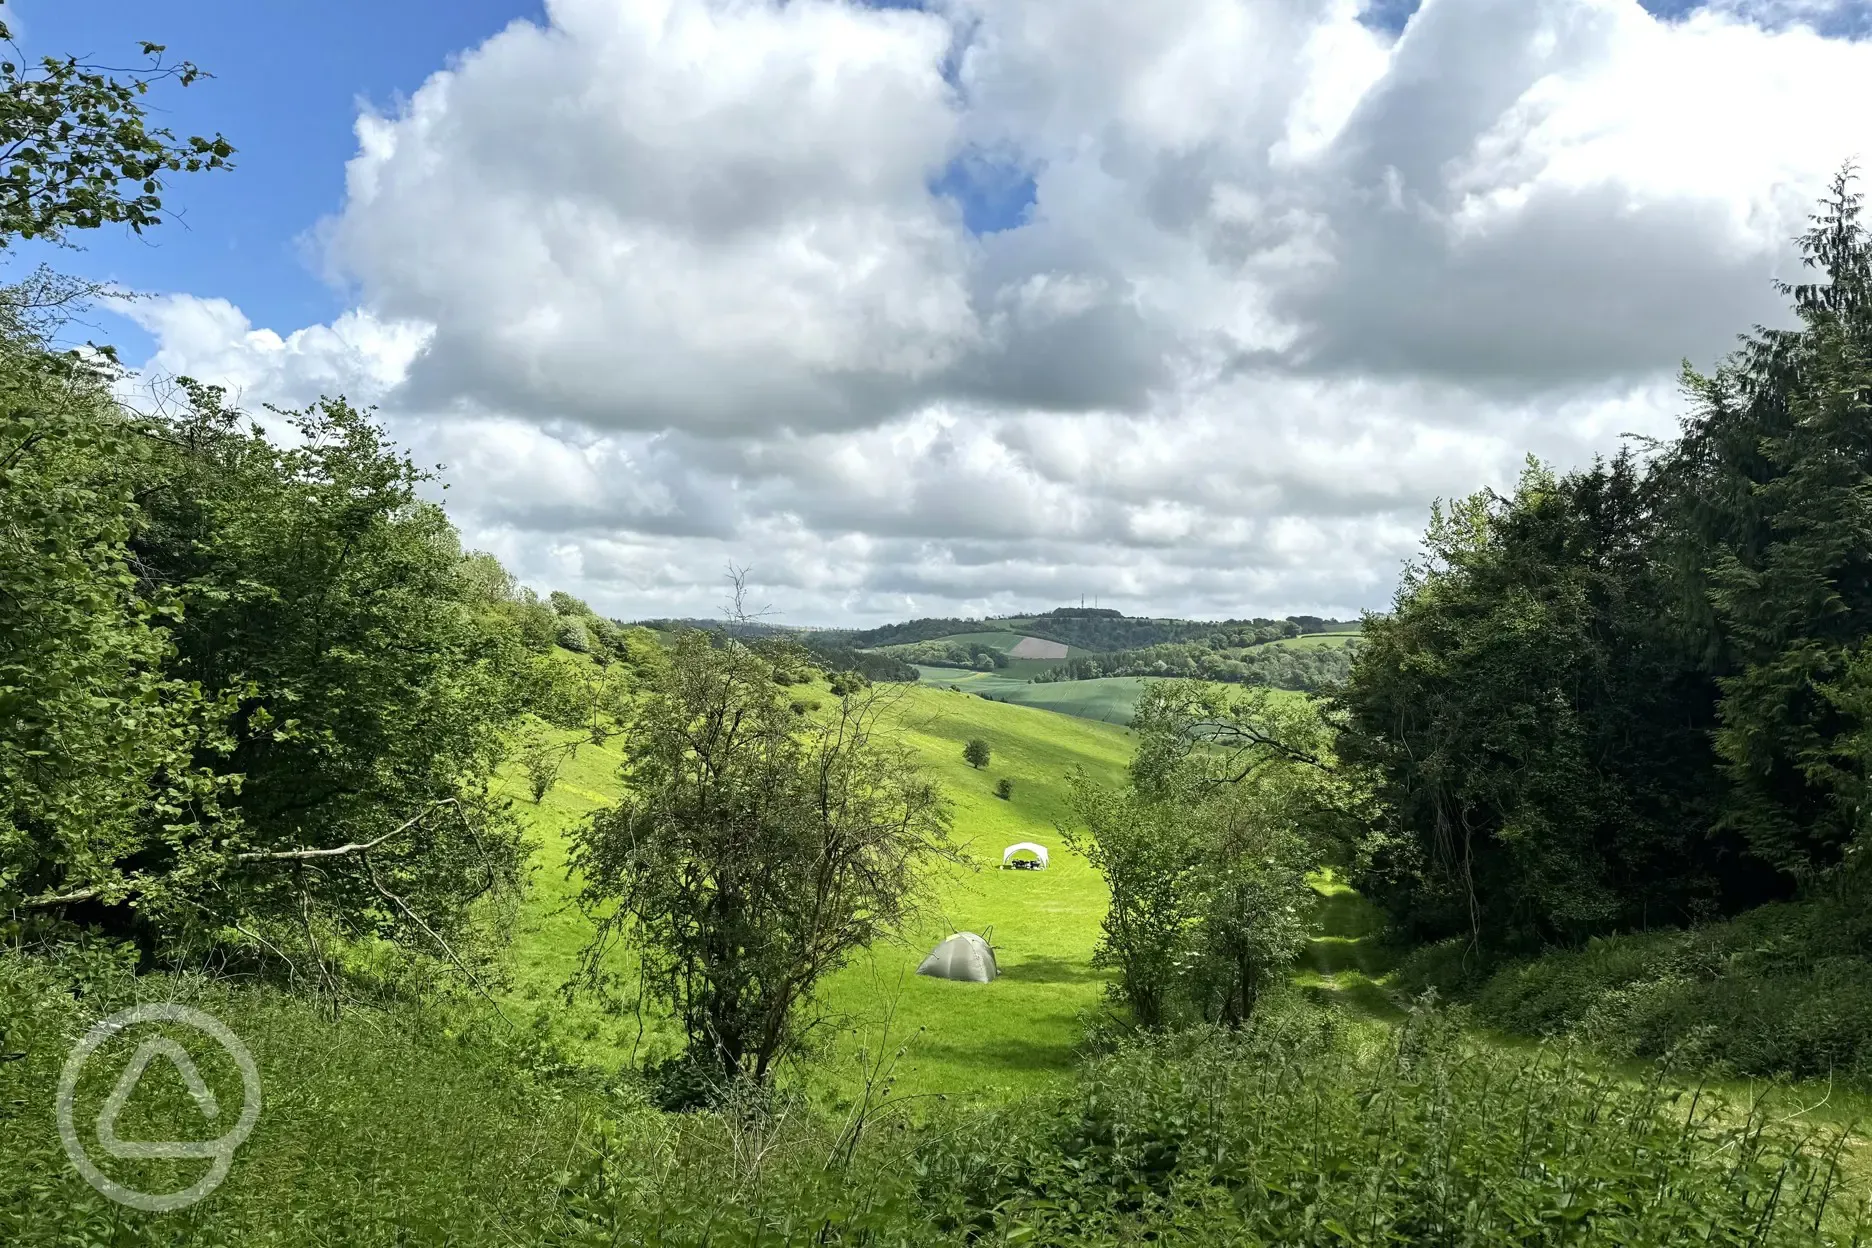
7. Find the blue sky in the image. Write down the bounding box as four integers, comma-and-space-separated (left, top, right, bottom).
6, 0, 546, 356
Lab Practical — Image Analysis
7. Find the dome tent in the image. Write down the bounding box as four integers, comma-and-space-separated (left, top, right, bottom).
1001, 842, 1049, 869
916, 930, 997, 983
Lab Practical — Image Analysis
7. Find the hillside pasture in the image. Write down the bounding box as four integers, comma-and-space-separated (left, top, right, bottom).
1256, 628, 1363, 651
876, 629, 1024, 652
913, 666, 1159, 724
494, 681, 1132, 1103
873, 630, 1077, 680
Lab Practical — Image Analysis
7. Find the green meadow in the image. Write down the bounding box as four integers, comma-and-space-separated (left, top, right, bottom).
912, 665, 1157, 724
495, 680, 1135, 1103
1254, 628, 1363, 651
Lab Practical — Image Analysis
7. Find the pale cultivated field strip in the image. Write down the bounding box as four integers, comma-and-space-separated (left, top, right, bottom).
1007, 635, 1069, 659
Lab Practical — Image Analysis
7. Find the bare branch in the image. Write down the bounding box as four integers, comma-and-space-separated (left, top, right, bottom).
234, 800, 453, 862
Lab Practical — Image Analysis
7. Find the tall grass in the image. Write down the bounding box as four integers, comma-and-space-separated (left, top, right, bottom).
1394, 889, 1872, 1082
1, 945, 610, 1246
6, 949, 1864, 1245
554, 995, 1869, 1246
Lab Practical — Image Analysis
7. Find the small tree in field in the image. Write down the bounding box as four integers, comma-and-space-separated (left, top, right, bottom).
995, 777, 1013, 801
571, 629, 958, 1091
1063, 771, 1195, 1029
964, 738, 991, 770
516, 720, 563, 803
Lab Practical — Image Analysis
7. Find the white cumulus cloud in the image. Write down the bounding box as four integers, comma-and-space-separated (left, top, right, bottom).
125, 0, 1872, 623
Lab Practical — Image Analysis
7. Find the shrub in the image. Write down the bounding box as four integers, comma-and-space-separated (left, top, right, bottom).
549, 995, 1869, 1245
906, 1001, 1867, 1246
570, 630, 959, 1083
995, 778, 1013, 800
556, 616, 593, 653
1399, 889, 1872, 1081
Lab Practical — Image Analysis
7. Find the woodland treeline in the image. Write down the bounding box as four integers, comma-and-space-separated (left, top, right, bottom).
829, 611, 1357, 652
1034, 636, 1356, 691
1334, 168, 1872, 957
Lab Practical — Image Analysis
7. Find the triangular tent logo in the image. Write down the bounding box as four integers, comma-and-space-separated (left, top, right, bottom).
96, 1038, 224, 1161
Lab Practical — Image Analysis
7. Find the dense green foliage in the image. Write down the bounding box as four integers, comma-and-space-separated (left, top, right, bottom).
1394, 880, 1872, 1082
1338, 171, 1872, 966
1065, 682, 1327, 1028
1658, 168, 1872, 880
11, 956, 1860, 1246
1338, 456, 1738, 949
1034, 634, 1356, 691
888, 636, 1012, 670
798, 639, 918, 683
0, 332, 235, 934
118, 384, 533, 965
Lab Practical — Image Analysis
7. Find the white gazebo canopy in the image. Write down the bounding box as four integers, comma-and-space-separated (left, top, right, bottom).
1001, 842, 1049, 868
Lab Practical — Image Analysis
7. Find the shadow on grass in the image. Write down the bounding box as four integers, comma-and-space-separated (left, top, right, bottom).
998, 955, 1106, 984
1295, 877, 1408, 1022
912, 1029, 1082, 1073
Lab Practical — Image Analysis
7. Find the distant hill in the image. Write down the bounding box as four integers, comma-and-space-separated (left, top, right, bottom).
821, 609, 1362, 653
624, 608, 1368, 694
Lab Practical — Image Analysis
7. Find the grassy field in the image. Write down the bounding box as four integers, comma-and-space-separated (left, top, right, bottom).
493, 680, 1134, 1104
913, 666, 1157, 725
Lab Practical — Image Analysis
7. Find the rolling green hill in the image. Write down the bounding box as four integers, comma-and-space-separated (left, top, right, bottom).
916, 666, 1156, 725
1252, 627, 1362, 651
877, 631, 1078, 680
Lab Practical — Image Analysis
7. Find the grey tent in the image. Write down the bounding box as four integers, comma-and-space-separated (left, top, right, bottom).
916, 931, 997, 983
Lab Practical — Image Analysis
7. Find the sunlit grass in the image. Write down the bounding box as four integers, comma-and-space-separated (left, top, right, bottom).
491, 680, 1134, 1104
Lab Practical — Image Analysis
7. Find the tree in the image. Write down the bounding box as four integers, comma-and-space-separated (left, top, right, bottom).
1659, 165, 1872, 879
516, 720, 562, 804
963, 738, 991, 770
0, 12, 246, 945
12, 381, 533, 983
995, 777, 1013, 801
1063, 772, 1195, 1029
0, 326, 235, 931
571, 630, 958, 1091
555, 616, 593, 653
1331, 455, 1751, 950
0, 8, 234, 249
548, 590, 592, 618
1124, 680, 1330, 1024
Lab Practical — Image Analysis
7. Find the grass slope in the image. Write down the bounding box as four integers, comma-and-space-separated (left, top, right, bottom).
913, 666, 1157, 724
494, 681, 1133, 1103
